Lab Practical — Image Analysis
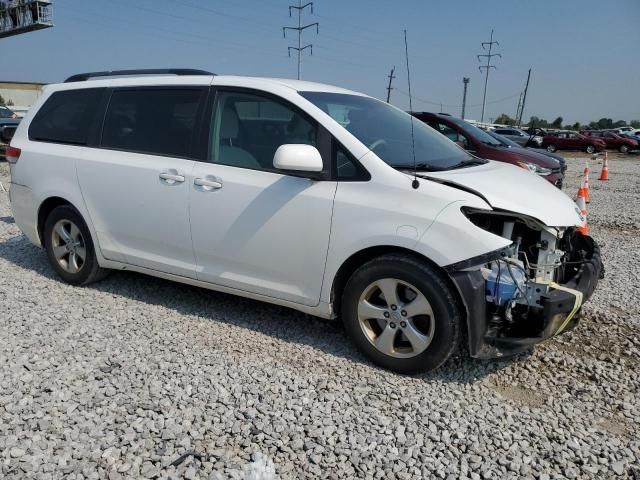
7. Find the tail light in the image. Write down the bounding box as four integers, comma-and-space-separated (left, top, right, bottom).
5, 145, 21, 164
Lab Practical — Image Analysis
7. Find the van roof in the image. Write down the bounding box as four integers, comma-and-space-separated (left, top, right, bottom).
55, 71, 363, 96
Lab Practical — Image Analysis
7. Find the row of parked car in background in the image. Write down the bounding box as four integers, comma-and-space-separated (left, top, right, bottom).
0, 103, 21, 145
524, 126, 640, 154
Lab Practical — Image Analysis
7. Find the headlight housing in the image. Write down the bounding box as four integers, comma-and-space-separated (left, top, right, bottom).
517, 161, 552, 176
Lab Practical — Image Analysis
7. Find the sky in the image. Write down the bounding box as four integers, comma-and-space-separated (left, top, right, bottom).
1, 0, 639, 124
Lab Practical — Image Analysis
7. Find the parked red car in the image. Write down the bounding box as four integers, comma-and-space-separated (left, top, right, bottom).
580, 130, 638, 153
411, 112, 565, 188
542, 131, 606, 154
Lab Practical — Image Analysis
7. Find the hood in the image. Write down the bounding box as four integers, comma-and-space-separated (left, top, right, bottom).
482, 143, 559, 168
506, 145, 561, 168
420, 161, 583, 227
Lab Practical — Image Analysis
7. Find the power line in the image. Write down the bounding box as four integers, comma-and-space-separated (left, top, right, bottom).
394, 88, 521, 110
477, 28, 501, 123
283, 1, 318, 80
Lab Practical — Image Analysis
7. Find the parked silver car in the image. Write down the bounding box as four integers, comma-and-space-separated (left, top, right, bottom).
492, 127, 542, 148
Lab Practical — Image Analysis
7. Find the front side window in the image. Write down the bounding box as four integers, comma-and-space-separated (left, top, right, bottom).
101, 88, 202, 158
210, 91, 317, 171
29, 88, 105, 145
300, 92, 483, 171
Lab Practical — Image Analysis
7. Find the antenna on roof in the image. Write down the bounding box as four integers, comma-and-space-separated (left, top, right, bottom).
404, 29, 419, 190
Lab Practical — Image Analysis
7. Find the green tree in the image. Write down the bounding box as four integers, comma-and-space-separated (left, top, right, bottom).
527, 116, 549, 128
0, 93, 5, 105
631, 120, 640, 129
551, 117, 563, 128
494, 113, 516, 125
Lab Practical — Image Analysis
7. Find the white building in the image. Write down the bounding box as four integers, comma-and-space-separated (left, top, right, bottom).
0, 80, 46, 113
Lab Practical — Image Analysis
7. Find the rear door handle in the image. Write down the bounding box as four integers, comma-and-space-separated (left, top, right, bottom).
159, 170, 185, 184
194, 177, 223, 191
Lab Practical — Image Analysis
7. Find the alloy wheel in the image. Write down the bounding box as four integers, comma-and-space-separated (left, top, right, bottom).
51, 219, 86, 274
357, 278, 435, 358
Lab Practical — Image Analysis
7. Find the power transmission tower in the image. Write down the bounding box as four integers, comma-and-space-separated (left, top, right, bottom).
283, 1, 318, 80
461, 77, 470, 119
517, 68, 532, 127
477, 29, 501, 123
386, 66, 396, 103
0, 0, 53, 39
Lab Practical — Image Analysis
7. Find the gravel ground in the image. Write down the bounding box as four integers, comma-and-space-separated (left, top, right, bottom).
0, 154, 639, 480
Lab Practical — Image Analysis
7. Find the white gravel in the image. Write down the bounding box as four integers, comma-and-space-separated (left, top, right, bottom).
0, 154, 639, 479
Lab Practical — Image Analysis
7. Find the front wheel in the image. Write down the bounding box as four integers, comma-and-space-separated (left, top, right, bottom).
547, 144, 557, 152
619, 145, 629, 153
341, 254, 463, 374
586, 145, 595, 154
44, 205, 108, 286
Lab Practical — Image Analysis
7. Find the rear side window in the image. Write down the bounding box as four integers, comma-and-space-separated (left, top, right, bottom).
101, 88, 203, 158
29, 88, 104, 145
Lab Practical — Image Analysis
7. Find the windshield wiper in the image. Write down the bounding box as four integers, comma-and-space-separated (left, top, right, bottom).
448, 159, 487, 169
394, 163, 445, 172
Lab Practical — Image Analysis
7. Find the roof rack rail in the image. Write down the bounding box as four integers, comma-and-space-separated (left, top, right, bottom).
64, 69, 215, 83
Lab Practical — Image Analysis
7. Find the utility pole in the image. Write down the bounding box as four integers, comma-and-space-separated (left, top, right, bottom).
461, 77, 470, 119
514, 92, 523, 126
477, 29, 501, 123
283, 1, 318, 80
517, 68, 532, 127
386, 66, 396, 103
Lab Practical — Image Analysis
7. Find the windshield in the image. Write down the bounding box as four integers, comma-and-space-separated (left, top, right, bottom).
486, 130, 520, 148
446, 117, 503, 146
299, 91, 481, 170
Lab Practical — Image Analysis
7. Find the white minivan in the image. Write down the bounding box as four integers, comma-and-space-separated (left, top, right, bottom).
7, 69, 603, 373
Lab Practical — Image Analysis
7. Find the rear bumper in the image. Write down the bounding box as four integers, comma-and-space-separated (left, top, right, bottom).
451, 235, 603, 359
8, 182, 41, 247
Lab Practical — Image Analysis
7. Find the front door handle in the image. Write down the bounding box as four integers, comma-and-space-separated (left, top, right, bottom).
159, 170, 185, 185
194, 177, 223, 191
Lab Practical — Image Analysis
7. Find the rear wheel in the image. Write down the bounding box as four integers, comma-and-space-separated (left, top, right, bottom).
546, 144, 557, 153
619, 144, 629, 153
44, 205, 108, 285
586, 145, 595, 154
341, 254, 463, 374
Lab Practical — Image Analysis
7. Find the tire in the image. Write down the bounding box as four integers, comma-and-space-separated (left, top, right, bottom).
43, 205, 108, 286
546, 144, 557, 153
586, 145, 595, 154
619, 145, 629, 154
341, 254, 463, 374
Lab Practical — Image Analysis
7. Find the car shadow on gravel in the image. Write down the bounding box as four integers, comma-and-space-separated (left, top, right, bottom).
0, 234, 523, 383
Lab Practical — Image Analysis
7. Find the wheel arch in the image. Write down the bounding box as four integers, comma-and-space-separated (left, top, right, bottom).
330, 245, 465, 321
37, 196, 75, 245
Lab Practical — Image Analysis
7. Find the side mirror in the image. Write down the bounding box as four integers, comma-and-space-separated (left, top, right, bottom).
273, 144, 323, 173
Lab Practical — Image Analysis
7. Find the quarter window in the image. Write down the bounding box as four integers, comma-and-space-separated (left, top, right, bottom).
101, 88, 203, 158
29, 88, 105, 145
210, 91, 317, 171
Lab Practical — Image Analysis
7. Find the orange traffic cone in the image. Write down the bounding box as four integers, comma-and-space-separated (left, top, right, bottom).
599, 151, 609, 180
576, 177, 587, 202
576, 180, 589, 236
583, 162, 590, 203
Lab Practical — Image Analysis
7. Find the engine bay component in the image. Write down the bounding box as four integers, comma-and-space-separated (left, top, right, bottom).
455, 207, 604, 358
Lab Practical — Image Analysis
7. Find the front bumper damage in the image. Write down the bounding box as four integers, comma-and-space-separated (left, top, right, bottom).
448, 230, 604, 359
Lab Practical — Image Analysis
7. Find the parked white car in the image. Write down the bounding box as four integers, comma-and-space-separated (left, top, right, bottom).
7, 69, 603, 373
